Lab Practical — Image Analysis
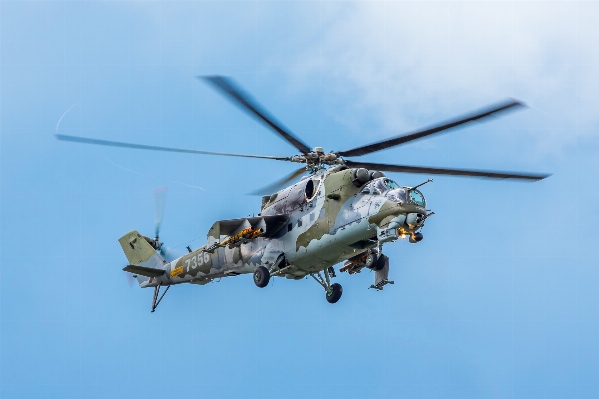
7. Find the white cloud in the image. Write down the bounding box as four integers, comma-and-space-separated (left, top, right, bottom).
289, 1, 599, 152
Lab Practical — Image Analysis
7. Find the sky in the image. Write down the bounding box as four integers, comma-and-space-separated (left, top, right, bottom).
1, 1, 599, 398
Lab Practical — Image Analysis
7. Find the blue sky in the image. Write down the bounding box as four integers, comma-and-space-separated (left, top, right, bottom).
1, 2, 599, 398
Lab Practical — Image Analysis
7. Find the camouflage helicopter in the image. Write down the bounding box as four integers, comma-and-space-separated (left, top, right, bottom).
57, 76, 550, 311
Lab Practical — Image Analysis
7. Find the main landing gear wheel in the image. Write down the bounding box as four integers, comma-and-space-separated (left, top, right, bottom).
364, 253, 378, 269
253, 266, 270, 288
326, 283, 343, 304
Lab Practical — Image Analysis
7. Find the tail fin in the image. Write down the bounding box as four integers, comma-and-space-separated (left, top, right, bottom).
119, 230, 166, 278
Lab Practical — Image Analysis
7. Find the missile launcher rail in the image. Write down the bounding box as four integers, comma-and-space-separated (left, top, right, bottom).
203, 227, 264, 253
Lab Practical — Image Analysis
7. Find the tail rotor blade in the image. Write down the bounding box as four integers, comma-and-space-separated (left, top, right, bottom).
160, 246, 182, 262
154, 187, 168, 238
126, 271, 135, 288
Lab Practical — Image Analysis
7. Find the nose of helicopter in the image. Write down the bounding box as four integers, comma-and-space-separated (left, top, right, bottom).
383, 187, 428, 231
406, 212, 425, 228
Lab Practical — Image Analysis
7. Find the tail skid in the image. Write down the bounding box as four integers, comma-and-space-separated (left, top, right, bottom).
150, 285, 170, 313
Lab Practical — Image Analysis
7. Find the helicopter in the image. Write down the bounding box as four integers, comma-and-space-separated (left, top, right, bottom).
56, 76, 550, 311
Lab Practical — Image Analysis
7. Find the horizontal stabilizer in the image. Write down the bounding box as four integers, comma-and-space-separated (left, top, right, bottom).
123, 264, 165, 278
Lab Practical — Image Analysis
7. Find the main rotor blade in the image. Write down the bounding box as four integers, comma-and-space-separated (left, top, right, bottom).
338, 99, 526, 157
55, 134, 290, 161
200, 76, 312, 154
250, 167, 307, 196
344, 160, 550, 181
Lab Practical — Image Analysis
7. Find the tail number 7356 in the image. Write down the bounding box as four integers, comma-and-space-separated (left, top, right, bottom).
185, 252, 211, 272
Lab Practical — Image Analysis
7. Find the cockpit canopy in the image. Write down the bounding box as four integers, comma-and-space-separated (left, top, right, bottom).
360, 178, 400, 194
360, 177, 426, 207
408, 189, 425, 207
387, 188, 407, 204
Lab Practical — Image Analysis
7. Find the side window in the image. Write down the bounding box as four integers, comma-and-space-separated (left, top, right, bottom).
288, 223, 293, 232
385, 179, 400, 189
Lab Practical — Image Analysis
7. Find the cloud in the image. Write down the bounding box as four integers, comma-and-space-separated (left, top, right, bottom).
84, 1, 599, 156
289, 1, 599, 152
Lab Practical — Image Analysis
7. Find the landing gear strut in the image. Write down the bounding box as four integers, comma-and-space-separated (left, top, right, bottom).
151, 284, 170, 313
327, 266, 336, 278
310, 268, 343, 304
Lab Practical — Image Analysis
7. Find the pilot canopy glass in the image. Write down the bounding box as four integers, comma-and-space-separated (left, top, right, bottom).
409, 189, 426, 207
361, 178, 401, 194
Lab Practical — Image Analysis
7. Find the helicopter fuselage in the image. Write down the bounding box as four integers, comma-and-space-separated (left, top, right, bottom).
123, 166, 428, 289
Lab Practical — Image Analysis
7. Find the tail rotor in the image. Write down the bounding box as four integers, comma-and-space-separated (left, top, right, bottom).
124, 187, 178, 288
153, 187, 167, 253
151, 187, 181, 261
126, 270, 136, 288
